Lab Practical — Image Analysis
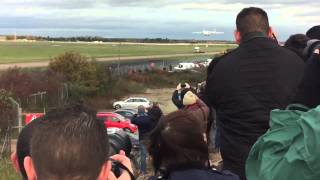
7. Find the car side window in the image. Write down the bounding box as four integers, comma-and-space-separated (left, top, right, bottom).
117, 111, 124, 115
127, 99, 134, 102
111, 117, 119, 122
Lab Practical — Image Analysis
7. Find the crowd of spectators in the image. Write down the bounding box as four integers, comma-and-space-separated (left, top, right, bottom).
8, 6, 320, 180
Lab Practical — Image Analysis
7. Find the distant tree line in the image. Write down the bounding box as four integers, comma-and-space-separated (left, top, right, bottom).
1, 34, 234, 44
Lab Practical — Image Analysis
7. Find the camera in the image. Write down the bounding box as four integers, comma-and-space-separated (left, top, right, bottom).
108, 129, 138, 179
303, 40, 320, 59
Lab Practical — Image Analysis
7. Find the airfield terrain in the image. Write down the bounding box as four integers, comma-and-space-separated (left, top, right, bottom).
0, 41, 236, 66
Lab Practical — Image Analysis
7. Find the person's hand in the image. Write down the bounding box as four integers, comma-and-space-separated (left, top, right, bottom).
108, 150, 133, 180
314, 49, 319, 54
176, 83, 181, 90
185, 83, 191, 89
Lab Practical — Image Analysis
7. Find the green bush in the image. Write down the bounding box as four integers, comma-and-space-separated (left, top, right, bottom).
49, 52, 99, 102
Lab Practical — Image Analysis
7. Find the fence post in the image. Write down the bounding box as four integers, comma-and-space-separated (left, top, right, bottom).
18, 107, 22, 133
8, 97, 22, 133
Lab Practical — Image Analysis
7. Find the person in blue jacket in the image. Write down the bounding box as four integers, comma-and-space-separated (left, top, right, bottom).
131, 105, 153, 175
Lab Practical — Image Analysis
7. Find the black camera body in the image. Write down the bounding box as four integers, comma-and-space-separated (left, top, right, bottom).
108, 130, 137, 179
303, 40, 320, 59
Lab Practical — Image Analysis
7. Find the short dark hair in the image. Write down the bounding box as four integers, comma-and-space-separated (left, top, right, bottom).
30, 104, 108, 180
284, 34, 310, 60
306, 25, 320, 39
149, 110, 209, 173
236, 7, 270, 36
16, 119, 42, 179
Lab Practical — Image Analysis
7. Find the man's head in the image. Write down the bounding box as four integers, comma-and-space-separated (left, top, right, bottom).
24, 104, 110, 180
306, 25, 320, 39
137, 105, 146, 115
285, 34, 310, 60
235, 7, 272, 43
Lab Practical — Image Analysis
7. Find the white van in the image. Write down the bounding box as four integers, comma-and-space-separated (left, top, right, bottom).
173, 63, 196, 71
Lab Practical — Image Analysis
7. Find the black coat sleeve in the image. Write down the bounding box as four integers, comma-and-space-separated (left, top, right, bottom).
293, 52, 320, 108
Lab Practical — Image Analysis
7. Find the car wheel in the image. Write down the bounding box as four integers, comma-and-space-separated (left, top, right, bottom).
123, 128, 132, 133
115, 104, 121, 109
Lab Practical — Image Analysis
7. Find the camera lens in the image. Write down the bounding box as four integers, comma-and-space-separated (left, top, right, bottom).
108, 130, 132, 156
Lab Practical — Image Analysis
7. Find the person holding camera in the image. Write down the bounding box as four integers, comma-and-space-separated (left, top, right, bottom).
23, 104, 134, 180
171, 83, 191, 109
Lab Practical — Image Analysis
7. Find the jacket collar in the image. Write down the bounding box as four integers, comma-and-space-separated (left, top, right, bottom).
240, 32, 268, 44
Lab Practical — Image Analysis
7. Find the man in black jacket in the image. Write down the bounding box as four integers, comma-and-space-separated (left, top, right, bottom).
206, 7, 304, 180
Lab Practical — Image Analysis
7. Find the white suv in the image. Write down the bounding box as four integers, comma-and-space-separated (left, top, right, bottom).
113, 97, 151, 110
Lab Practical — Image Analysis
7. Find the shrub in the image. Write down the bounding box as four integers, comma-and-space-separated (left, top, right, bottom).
49, 52, 99, 101
0, 89, 15, 137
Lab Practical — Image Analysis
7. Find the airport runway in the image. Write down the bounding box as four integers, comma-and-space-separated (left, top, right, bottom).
0, 52, 220, 70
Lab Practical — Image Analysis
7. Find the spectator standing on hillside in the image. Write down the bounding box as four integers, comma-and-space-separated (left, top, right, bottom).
132, 105, 153, 175
172, 83, 191, 109
182, 90, 209, 135
206, 7, 304, 179
147, 102, 163, 129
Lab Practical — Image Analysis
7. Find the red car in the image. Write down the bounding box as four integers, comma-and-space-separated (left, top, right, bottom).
96, 112, 138, 133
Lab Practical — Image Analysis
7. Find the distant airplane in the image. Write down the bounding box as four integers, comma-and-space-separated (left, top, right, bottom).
192, 29, 224, 36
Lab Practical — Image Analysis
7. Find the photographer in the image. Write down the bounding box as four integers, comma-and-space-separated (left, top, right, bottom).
171, 83, 191, 109
23, 104, 134, 180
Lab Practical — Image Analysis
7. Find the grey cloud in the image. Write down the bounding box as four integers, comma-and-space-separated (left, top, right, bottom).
1, 0, 314, 9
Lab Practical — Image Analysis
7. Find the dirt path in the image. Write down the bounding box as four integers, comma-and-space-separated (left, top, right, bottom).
0, 52, 219, 70
126, 88, 177, 114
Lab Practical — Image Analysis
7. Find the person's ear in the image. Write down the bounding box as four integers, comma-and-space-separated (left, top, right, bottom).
10, 151, 20, 172
24, 156, 37, 180
234, 30, 241, 44
267, 27, 274, 38
98, 161, 111, 180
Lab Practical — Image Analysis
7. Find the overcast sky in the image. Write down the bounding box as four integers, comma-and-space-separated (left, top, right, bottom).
0, 0, 318, 41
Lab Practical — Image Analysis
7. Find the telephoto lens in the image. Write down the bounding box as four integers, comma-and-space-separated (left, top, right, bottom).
108, 130, 132, 156
108, 129, 137, 179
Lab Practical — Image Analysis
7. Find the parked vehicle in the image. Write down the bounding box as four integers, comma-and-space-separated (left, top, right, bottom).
113, 97, 151, 110
173, 62, 197, 71
202, 59, 213, 67
114, 108, 138, 120
96, 112, 138, 133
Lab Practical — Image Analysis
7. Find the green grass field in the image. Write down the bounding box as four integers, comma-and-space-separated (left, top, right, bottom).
0, 41, 235, 64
